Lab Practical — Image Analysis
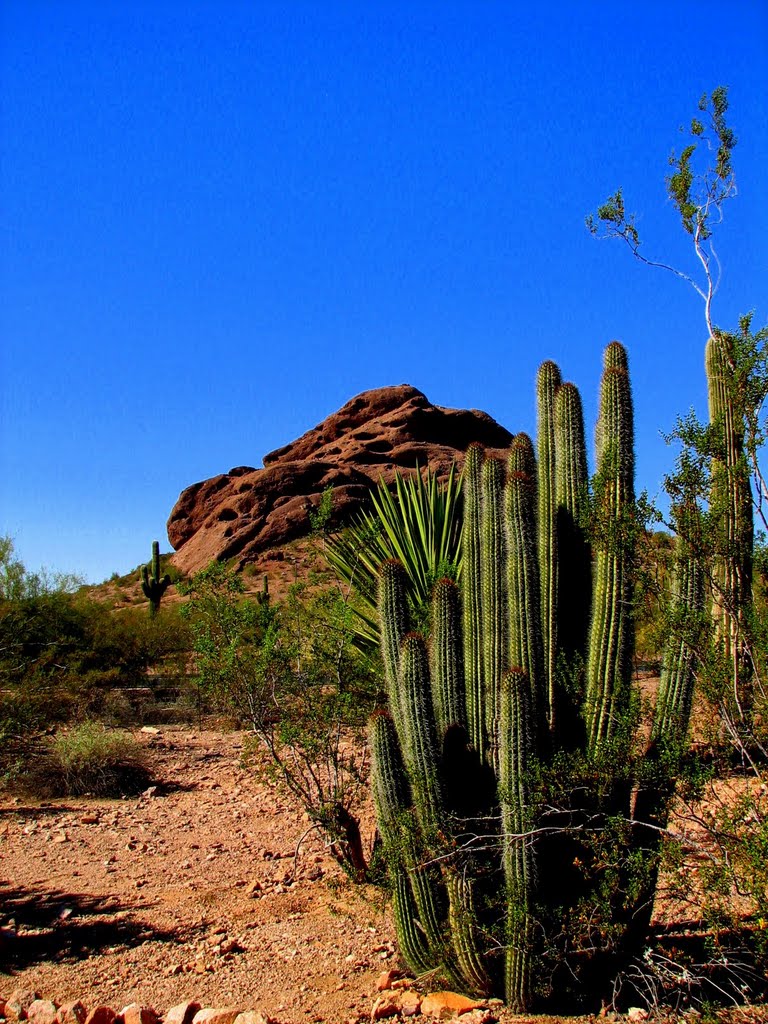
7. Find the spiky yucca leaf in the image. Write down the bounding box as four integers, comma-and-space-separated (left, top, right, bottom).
325, 464, 463, 647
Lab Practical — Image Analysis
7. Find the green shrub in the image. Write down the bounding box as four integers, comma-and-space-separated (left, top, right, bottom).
20, 723, 151, 798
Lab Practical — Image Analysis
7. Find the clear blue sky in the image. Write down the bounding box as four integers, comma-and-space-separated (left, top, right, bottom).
2, 2, 767, 583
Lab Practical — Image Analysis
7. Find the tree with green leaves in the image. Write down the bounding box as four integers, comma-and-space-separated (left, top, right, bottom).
588, 86, 767, 730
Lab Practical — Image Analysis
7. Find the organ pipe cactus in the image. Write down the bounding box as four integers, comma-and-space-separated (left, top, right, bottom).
537, 360, 562, 728
370, 342, 696, 1011
140, 540, 171, 616
706, 332, 754, 717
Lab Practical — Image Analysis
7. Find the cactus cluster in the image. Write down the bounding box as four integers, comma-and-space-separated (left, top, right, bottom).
370, 344, 700, 1010
140, 540, 171, 616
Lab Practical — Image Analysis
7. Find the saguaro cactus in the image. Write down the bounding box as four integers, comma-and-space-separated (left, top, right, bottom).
140, 540, 171, 616
368, 343, 686, 1011
537, 360, 562, 728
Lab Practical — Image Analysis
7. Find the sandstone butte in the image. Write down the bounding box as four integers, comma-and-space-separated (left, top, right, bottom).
167, 384, 513, 576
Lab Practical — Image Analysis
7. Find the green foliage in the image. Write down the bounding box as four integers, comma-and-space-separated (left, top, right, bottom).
324, 464, 463, 647
179, 560, 378, 879
30, 723, 150, 797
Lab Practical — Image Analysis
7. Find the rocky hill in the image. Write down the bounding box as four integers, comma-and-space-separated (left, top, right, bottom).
167, 385, 513, 575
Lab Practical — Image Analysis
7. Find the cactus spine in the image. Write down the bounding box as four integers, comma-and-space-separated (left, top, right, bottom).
140, 540, 171, 616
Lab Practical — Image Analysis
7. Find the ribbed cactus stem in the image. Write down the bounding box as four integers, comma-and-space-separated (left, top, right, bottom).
653, 549, 705, 748
499, 668, 535, 1013
553, 382, 591, 746
706, 333, 754, 714
369, 710, 447, 971
482, 456, 508, 768
537, 360, 562, 730
586, 345, 635, 753
506, 434, 545, 739
432, 578, 467, 736
462, 443, 486, 756
140, 540, 171, 616
398, 632, 444, 835
379, 560, 410, 719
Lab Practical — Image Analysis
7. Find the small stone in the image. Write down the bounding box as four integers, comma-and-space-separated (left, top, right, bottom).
84, 1009, 116, 1024
190, 1012, 240, 1024
140, 727, 161, 735
233, 1014, 272, 1024
420, 991, 485, 1018
369, 998, 398, 1021
6, 990, 41, 1022
117, 1006, 157, 1024
395, 990, 421, 1017
27, 1002, 58, 1024
375, 969, 401, 992
80, 813, 100, 824
164, 1003, 200, 1024
56, 1001, 87, 1024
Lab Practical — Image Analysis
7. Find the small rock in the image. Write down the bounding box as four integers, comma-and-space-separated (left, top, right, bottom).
140, 727, 161, 735
457, 1012, 496, 1024
233, 1014, 273, 1024
27, 1002, 58, 1024
164, 1003, 200, 1024
6, 990, 41, 1022
395, 990, 421, 1017
56, 1001, 87, 1024
191, 1010, 242, 1024
420, 991, 485, 1018
84, 1009, 116, 1024
375, 970, 402, 992
80, 813, 100, 824
369, 998, 398, 1021
117, 1006, 157, 1024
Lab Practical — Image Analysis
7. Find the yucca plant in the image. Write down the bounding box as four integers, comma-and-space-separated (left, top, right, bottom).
324, 464, 463, 648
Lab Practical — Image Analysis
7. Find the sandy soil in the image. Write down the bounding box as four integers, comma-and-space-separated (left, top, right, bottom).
2, 727, 766, 1024
0, 728, 398, 1023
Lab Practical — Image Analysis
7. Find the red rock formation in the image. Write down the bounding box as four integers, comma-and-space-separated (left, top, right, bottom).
167, 385, 513, 575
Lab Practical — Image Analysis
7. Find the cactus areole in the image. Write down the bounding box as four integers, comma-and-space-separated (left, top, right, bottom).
370, 344, 698, 1011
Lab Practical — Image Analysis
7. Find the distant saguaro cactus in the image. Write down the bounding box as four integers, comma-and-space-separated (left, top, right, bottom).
140, 540, 171, 616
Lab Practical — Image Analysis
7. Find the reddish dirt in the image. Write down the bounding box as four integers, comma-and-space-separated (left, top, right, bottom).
0, 728, 396, 1023
2, 728, 766, 1024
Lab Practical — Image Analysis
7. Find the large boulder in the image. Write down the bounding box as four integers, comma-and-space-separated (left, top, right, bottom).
167, 384, 513, 575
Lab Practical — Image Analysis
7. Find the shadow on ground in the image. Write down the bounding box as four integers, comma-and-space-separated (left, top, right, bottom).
0, 882, 181, 974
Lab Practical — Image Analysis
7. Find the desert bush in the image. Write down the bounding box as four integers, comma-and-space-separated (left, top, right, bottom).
12, 722, 151, 798
180, 560, 379, 879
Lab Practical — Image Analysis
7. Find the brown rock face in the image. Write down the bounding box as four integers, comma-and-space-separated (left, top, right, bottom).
167, 385, 512, 575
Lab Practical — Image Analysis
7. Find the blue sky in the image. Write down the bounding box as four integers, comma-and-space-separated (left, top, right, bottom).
2, 2, 767, 583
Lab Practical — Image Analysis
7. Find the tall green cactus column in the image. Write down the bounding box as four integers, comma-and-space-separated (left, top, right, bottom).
537, 361, 562, 729
506, 434, 546, 739
499, 667, 536, 1012
706, 332, 754, 718
463, 443, 487, 760
585, 342, 635, 753
140, 540, 171, 616
553, 382, 591, 748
